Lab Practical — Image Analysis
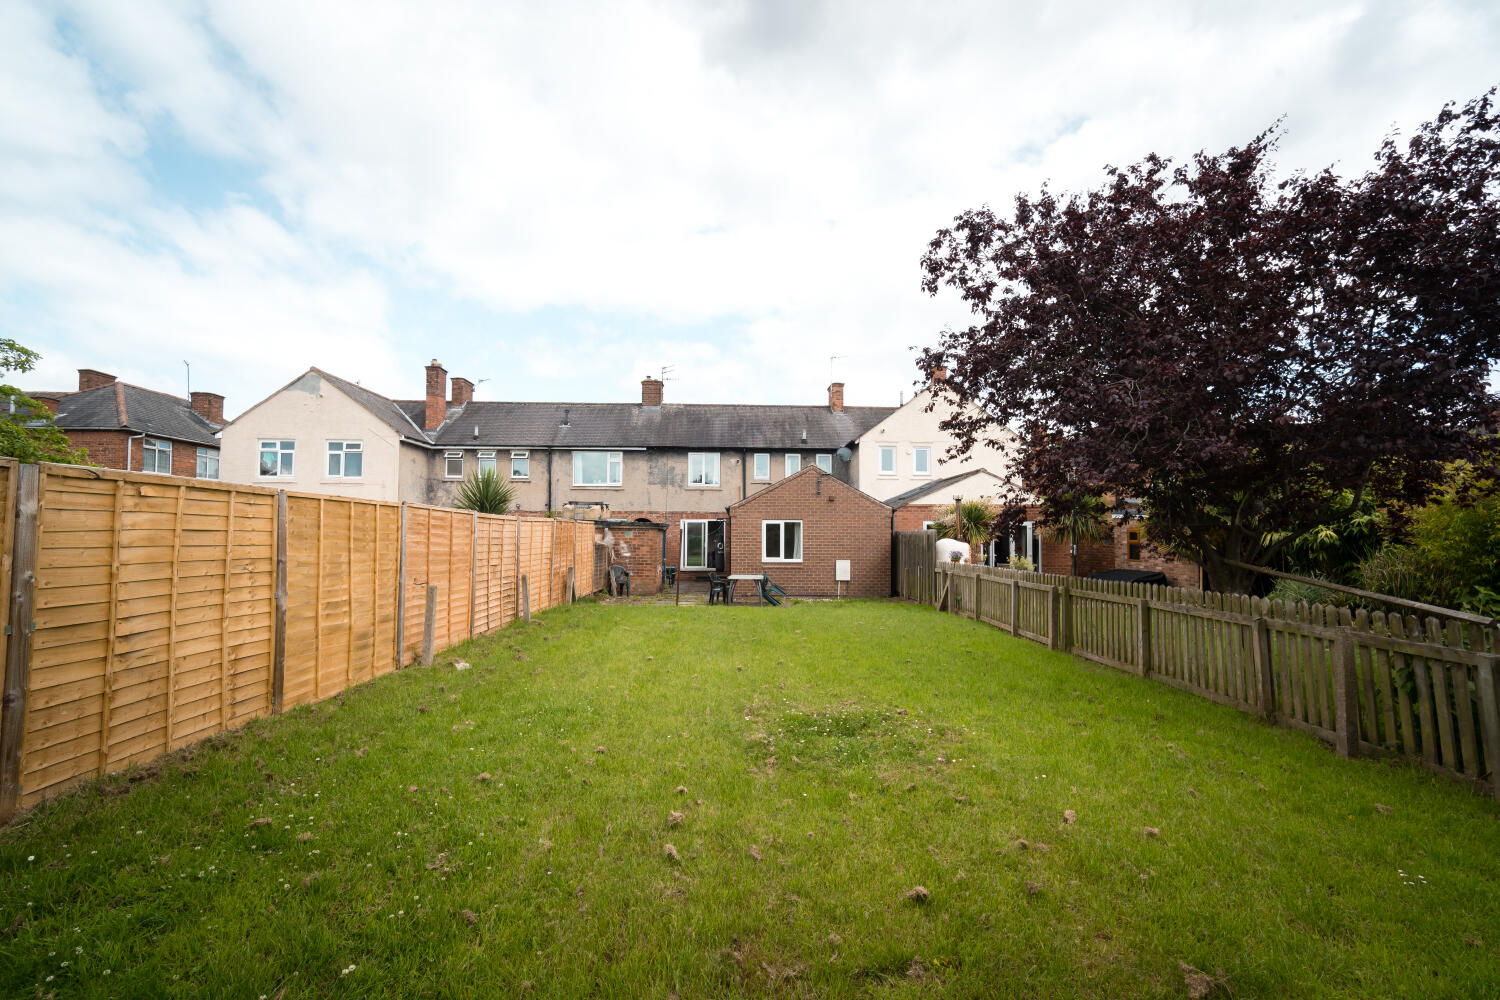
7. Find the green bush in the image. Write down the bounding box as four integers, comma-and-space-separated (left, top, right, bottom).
454, 469, 516, 514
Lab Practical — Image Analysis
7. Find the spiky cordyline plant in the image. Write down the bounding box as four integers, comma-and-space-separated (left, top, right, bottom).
454, 469, 517, 515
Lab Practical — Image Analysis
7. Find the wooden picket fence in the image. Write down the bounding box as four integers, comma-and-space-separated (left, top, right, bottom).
894, 533, 1500, 800
0, 461, 599, 820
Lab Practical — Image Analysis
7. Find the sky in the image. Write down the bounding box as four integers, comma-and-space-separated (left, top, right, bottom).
2, 1, 1496, 417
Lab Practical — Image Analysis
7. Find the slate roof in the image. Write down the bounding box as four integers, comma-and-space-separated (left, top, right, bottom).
51, 382, 221, 447
417, 401, 895, 450
882, 468, 1007, 507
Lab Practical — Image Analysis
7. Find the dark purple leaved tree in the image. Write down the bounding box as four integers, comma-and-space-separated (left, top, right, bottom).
920, 92, 1500, 593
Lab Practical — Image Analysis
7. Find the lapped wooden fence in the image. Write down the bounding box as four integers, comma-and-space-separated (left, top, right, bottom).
0, 461, 598, 820
894, 533, 1500, 800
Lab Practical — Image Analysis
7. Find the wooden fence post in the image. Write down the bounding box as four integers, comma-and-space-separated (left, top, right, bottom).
567, 566, 576, 604
1135, 598, 1151, 677
469, 511, 478, 638
520, 574, 530, 622
420, 584, 437, 666
1251, 617, 1275, 721
0, 464, 39, 823
1333, 627, 1360, 758
1048, 586, 1062, 651
1059, 581, 1071, 652
271, 490, 288, 715
395, 504, 407, 667
1475, 655, 1500, 801
1009, 581, 1019, 635
970, 572, 979, 621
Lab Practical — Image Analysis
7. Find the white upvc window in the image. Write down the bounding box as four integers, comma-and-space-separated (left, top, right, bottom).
921, 520, 935, 530
574, 450, 623, 487
477, 450, 497, 476
195, 447, 219, 479
681, 519, 710, 570
762, 519, 803, 562
142, 437, 172, 474
752, 452, 770, 480
878, 445, 896, 476
511, 450, 530, 479
327, 440, 363, 478
688, 452, 720, 487
259, 440, 294, 477
445, 451, 463, 478
784, 453, 801, 476
814, 453, 833, 473
913, 445, 931, 477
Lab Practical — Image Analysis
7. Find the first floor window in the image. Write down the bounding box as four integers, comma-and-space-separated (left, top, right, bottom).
478, 450, 497, 476
259, 440, 294, 477
574, 450, 623, 486
682, 519, 709, 570
752, 452, 770, 480
511, 450, 530, 479
445, 451, 463, 478
142, 437, 172, 474
688, 451, 720, 487
327, 440, 363, 478
763, 519, 803, 562
196, 447, 219, 479
913, 446, 931, 476
1127, 529, 1142, 561
878, 445, 896, 475
784, 453, 801, 476
815, 453, 833, 473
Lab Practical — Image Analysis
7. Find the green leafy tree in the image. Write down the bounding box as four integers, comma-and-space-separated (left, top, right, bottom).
0, 339, 89, 464
935, 498, 1000, 554
454, 468, 516, 515
1042, 494, 1109, 576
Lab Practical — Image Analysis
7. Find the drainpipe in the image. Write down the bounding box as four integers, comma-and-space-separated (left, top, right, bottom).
741, 449, 747, 501
126, 431, 145, 472
546, 448, 554, 513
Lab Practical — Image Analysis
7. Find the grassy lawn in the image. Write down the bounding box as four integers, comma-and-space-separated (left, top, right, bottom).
3, 600, 1499, 999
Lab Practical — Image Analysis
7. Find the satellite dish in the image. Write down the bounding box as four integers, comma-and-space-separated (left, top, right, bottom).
835, 447, 853, 463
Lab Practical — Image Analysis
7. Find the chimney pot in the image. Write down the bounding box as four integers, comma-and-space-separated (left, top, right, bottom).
450, 377, 474, 407
78, 369, 116, 392
189, 391, 225, 425
640, 377, 664, 407
827, 381, 845, 412
425, 360, 448, 431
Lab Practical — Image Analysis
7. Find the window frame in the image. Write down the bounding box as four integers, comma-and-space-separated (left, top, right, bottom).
142, 437, 172, 475
326, 440, 364, 479
814, 453, 833, 473
762, 519, 804, 563
878, 445, 896, 476
258, 439, 295, 478
477, 450, 497, 476
912, 445, 931, 477
1127, 528, 1143, 562
444, 451, 464, 479
510, 450, 530, 480
752, 452, 770, 480
784, 453, 801, 477
687, 451, 721, 488
195, 446, 219, 480
573, 450, 623, 487
681, 519, 710, 571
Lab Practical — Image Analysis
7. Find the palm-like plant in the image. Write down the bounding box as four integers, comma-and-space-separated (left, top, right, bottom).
1044, 494, 1109, 576
935, 498, 999, 554
454, 469, 516, 514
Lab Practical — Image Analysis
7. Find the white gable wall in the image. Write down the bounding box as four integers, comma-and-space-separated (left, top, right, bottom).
853, 387, 1019, 503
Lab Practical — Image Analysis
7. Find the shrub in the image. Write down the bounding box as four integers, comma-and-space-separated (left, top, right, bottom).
454, 469, 516, 515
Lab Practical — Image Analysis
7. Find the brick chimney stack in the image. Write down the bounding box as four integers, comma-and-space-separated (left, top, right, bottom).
425, 360, 448, 430
827, 382, 845, 412
450, 377, 474, 407
78, 369, 116, 392
931, 366, 948, 383
640, 377, 664, 407
190, 391, 225, 425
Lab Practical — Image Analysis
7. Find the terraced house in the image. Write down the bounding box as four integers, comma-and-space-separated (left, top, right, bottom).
220, 361, 896, 584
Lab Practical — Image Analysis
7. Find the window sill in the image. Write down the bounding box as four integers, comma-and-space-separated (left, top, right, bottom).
686, 484, 722, 490
571, 484, 624, 489
762, 559, 803, 564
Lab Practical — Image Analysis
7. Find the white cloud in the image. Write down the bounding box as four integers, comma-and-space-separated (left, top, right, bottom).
2, 0, 1497, 412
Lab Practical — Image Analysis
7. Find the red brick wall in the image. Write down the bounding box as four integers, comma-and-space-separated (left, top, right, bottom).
893, 503, 945, 532
598, 523, 665, 594
1038, 535, 1116, 577
727, 469, 891, 598
63, 430, 214, 478
1114, 520, 1202, 589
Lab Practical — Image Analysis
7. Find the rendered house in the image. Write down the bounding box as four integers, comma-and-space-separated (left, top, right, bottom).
29, 369, 224, 478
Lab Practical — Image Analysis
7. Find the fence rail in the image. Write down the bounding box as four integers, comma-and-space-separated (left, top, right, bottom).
893, 533, 1500, 801
0, 461, 600, 820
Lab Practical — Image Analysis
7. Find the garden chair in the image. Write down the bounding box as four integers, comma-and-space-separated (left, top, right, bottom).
608, 564, 630, 597
707, 570, 731, 605
759, 573, 788, 606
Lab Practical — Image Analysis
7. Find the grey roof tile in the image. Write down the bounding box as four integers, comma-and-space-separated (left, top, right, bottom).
51, 383, 221, 447
311, 369, 431, 441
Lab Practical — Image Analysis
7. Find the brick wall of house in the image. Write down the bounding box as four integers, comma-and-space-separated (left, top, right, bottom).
1038, 535, 1116, 577
1114, 521, 1201, 588
62, 430, 214, 478
893, 503, 945, 533
727, 468, 891, 598
597, 522, 665, 594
